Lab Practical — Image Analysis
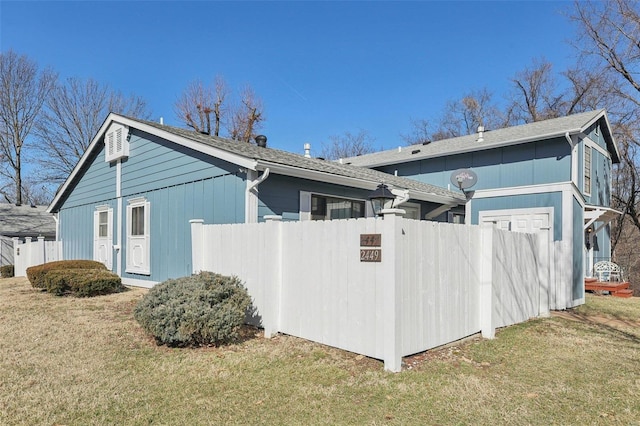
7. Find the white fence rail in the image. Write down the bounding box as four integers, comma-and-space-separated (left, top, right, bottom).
13, 237, 63, 277
191, 211, 548, 372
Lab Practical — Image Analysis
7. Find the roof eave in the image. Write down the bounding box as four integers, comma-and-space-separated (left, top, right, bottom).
256, 160, 465, 205
349, 128, 585, 168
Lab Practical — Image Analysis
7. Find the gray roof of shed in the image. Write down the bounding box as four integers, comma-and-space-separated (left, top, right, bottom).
343, 109, 619, 167
0, 204, 56, 238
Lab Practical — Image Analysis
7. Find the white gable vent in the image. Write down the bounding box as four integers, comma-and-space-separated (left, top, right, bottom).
105, 123, 129, 162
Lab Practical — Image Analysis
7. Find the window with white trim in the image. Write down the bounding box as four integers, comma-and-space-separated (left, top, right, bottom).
311, 194, 365, 220
126, 198, 150, 275
584, 145, 592, 195
93, 206, 113, 269
105, 123, 129, 162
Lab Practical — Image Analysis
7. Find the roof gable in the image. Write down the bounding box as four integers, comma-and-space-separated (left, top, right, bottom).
344, 110, 620, 168
49, 114, 465, 212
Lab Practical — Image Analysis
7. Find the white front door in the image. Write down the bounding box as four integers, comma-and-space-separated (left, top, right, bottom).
94, 208, 113, 269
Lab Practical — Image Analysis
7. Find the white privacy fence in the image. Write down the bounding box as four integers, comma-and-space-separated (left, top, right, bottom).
191, 211, 548, 372
13, 237, 63, 277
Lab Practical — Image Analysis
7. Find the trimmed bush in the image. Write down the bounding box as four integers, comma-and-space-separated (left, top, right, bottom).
44, 269, 125, 297
27, 260, 107, 289
1, 265, 14, 278
134, 271, 252, 347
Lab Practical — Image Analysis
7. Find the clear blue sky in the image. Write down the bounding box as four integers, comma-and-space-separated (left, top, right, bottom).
1, 1, 577, 155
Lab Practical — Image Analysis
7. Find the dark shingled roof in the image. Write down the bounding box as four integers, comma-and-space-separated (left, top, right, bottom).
0, 204, 56, 238
343, 109, 619, 167
137, 119, 465, 202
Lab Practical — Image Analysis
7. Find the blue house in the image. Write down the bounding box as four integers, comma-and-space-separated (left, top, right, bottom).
47, 113, 464, 287
344, 109, 621, 310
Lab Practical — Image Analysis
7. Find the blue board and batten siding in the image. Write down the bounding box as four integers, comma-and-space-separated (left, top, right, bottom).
378, 138, 571, 192
257, 174, 446, 222
57, 128, 246, 284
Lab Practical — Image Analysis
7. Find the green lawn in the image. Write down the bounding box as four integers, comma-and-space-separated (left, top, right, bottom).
1, 277, 638, 425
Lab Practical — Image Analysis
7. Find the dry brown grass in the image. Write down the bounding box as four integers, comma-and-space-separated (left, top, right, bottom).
1, 277, 639, 425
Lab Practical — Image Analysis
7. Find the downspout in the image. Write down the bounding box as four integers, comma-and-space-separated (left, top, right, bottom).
245, 168, 270, 223
247, 168, 270, 192
391, 190, 410, 208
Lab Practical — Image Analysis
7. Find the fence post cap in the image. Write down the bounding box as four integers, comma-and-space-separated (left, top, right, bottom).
381, 208, 406, 217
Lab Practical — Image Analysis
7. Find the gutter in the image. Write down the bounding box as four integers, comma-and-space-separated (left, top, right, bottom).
257, 160, 464, 205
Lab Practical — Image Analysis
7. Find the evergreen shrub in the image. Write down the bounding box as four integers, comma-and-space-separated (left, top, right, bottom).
44, 269, 125, 297
1, 265, 14, 278
134, 271, 252, 347
26, 260, 107, 289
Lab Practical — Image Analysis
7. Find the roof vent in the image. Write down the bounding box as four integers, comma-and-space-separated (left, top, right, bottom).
422, 140, 431, 145
411, 149, 420, 154
477, 125, 485, 142
304, 143, 311, 158
255, 135, 267, 148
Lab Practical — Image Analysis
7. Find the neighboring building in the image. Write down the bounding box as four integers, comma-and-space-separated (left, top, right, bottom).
0, 203, 56, 267
344, 109, 621, 309
48, 113, 464, 287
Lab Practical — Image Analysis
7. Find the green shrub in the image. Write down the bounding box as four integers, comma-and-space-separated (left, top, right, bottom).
44, 269, 125, 297
27, 260, 107, 289
0, 265, 14, 278
134, 271, 252, 347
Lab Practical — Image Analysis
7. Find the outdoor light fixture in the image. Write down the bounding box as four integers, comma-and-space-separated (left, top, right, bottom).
368, 183, 395, 216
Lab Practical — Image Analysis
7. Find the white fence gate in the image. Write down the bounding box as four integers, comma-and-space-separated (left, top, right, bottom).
13, 237, 63, 277
191, 211, 548, 372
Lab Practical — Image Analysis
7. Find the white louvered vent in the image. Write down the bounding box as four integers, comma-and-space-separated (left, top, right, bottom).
105, 123, 129, 162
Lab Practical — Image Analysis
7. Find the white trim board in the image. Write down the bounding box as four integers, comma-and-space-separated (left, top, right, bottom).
121, 277, 158, 288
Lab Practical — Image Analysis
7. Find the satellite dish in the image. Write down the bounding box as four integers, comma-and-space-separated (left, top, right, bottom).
450, 168, 478, 191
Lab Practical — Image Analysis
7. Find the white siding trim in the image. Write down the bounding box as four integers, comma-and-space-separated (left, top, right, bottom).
299, 191, 311, 221
584, 136, 611, 159
121, 277, 158, 288
471, 182, 577, 199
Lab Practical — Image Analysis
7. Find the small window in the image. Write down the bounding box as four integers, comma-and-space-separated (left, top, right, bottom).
584, 145, 592, 195
310, 194, 365, 220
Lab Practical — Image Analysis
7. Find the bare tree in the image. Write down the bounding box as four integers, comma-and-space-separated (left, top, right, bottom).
507, 58, 565, 123
228, 85, 264, 143
35, 77, 150, 184
174, 79, 215, 135
403, 89, 505, 143
175, 77, 263, 143
401, 118, 432, 145
320, 130, 376, 160
0, 50, 56, 205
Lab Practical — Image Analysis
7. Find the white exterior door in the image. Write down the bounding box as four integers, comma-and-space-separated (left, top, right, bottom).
480, 208, 553, 316
94, 208, 113, 269
126, 198, 150, 275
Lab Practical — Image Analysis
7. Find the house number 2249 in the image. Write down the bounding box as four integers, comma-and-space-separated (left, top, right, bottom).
360, 249, 381, 262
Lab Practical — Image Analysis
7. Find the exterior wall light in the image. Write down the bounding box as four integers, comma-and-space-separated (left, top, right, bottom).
368, 183, 395, 216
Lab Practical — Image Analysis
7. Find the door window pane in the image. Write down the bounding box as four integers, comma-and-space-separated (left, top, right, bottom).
131, 205, 145, 236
